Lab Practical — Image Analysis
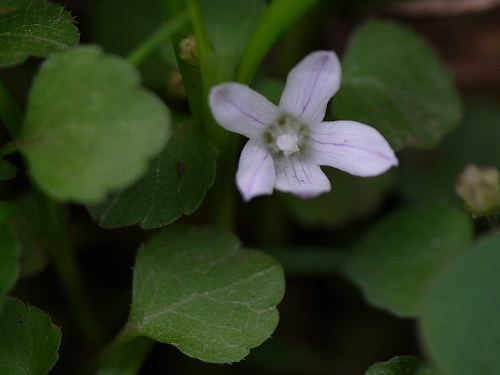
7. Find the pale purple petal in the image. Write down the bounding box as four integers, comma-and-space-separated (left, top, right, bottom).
208, 83, 279, 139
274, 156, 331, 198
309, 120, 398, 176
236, 139, 276, 201
279, 51, 341, 124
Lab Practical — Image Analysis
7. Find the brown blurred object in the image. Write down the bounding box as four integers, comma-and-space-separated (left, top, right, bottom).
364, 0, 500, 87
375, 0, 500, 16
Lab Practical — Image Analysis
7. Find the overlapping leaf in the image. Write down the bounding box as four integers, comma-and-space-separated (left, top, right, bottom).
0, 297, 61, 374
343, 205, 473, 317
333, 20, 462, 150
87, 124, 217, 229
0, 0, 79, 68
420, 234, 500, 375
19, 45, 171, 203
129, 226, 285, 363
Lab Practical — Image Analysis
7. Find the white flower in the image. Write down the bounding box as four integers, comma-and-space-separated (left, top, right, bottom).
208, 50, 398, 201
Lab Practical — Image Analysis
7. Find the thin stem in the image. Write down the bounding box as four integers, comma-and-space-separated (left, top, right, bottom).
156, 0, 204, 127
0, 78, 24, 138
487, 214, 499, 234
86, 325, 154, 375
184, 0, 211, 60
0, 78, 104, 348
207, 143, 238, 230
126, 14, 190, 66
32, 190, 105, 347
266, 246, 346, 276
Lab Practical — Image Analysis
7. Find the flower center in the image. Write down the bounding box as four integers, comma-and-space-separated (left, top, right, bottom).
264, 114, 309, 157
276, 134, 300, 156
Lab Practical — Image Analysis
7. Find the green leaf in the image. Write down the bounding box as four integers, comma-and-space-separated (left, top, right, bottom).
19, 45, 171, 203
87, 123, 217, 229
398, 102, 500, 206
343, 205, 473, 317
366, 356, 438, 375
128, 225, 285, 363
333, 20, 462, 151
420, 234, 500, 375
280, 168, 394, 227
0, 159, 16, 180
0, 297, 61, 375
0, 223, 20, 311
0, 0, 79, 68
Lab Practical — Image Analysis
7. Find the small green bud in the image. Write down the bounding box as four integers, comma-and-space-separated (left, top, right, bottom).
455, 163, 500, 217
179, 34, 199, 69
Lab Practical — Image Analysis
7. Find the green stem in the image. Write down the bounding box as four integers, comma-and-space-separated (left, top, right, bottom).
0, 79, 104, 348
156, 0, 238, 229
126, 14, 190, 66
0, 79, 24, 138
237, 0, 322, 84
184, 0, 212, 61
207, 141, 238, 230
86, 325, 154, 375
35, 191, 105, 347
156, 0, 204, 127
266, 246, 346, 276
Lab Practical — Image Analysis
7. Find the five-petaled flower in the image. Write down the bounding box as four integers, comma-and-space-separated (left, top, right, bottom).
208, 50, 398, 201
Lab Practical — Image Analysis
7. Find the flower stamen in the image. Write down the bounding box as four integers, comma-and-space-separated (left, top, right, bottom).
277, 134, 300, 155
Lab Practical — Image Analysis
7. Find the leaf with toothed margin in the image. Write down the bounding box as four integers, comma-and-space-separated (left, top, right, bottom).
365, 356, 439, 375
0, 297, 61, 375
0, 0, 79, 68
87, 122, 217, 229
19, 45, 170, 203
128, 225, 285, 363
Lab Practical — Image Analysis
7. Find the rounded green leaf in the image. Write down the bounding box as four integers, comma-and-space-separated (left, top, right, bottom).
129, 226, 285, 363
343, 205, 473, 317
420, 234, 500, 375
0, 297, 61, 375
366, 356, 438, 375
0, 0, 79, 68
19, 45, 171, 203
333, 20, 462, 150
87, 123, 217, 229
